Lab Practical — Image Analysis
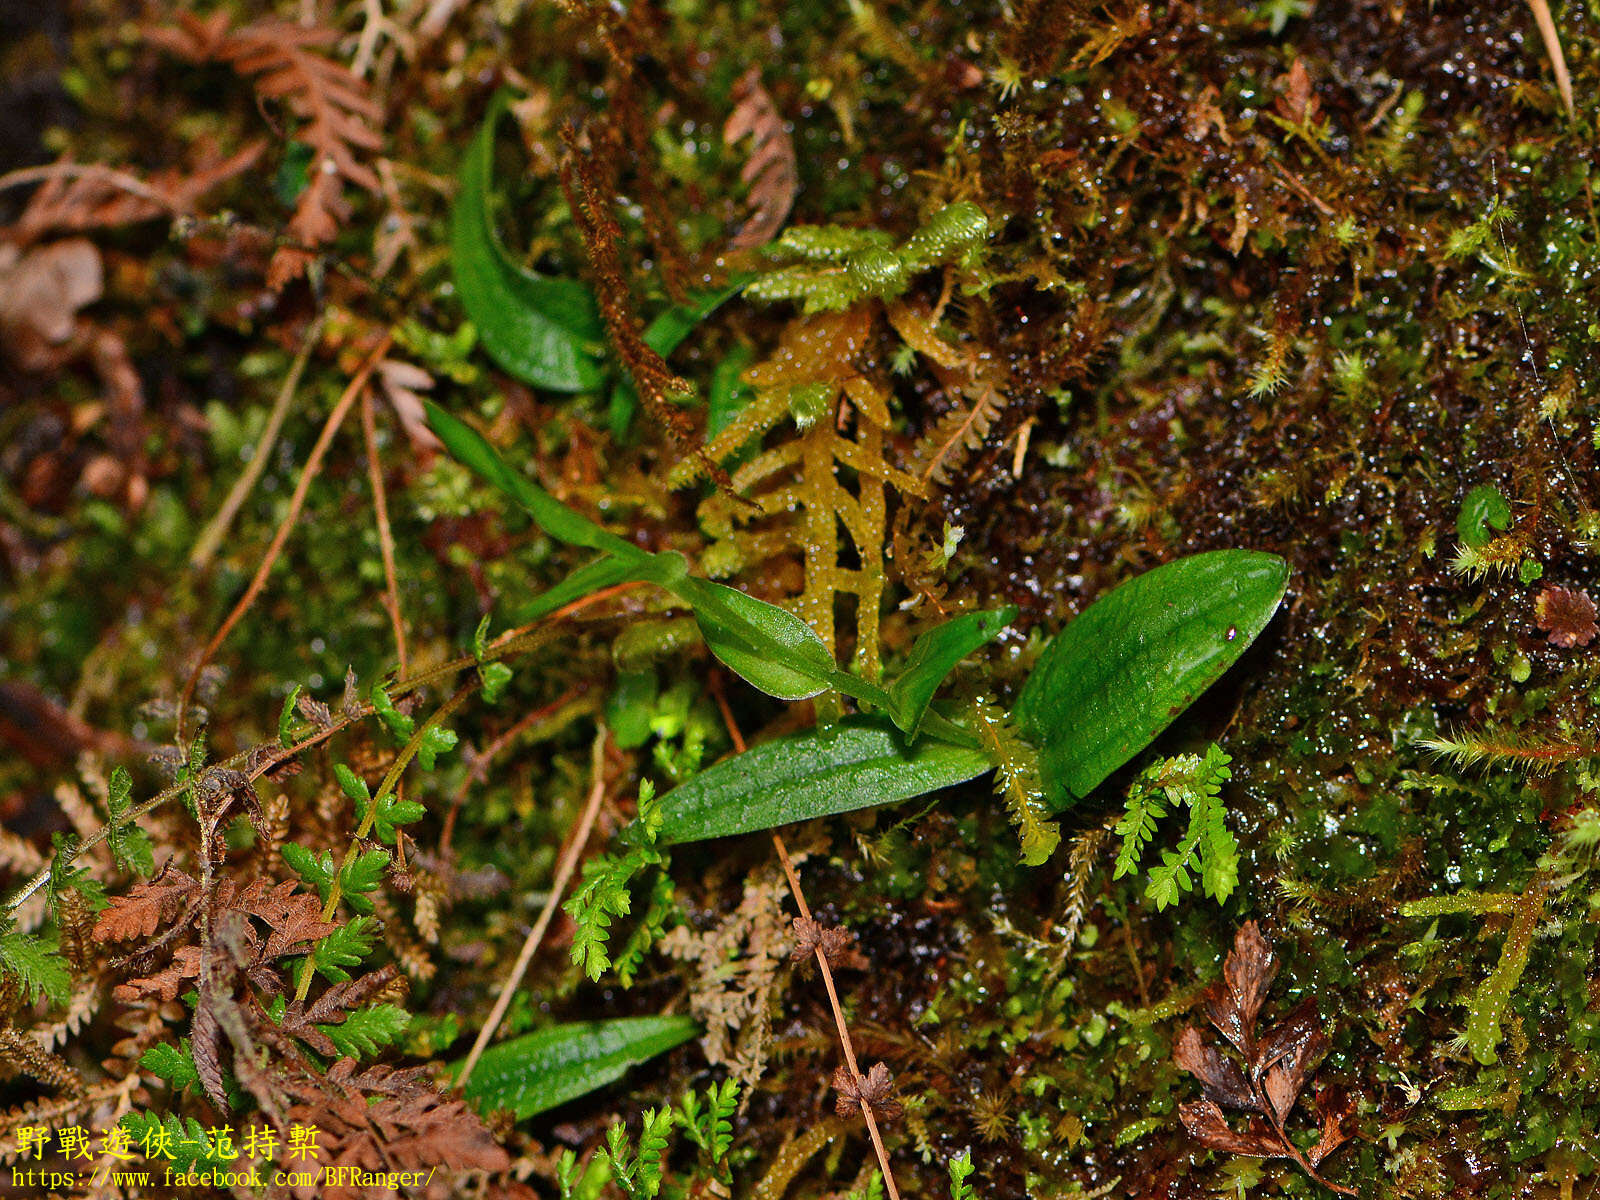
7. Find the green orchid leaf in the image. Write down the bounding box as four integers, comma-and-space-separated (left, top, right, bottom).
459, 1015, 699, 1120
657, 716, 992, 844
671, 577, 837, 701
428, 400, 852, 701
1015, 550, 1288, 808
884, 606, 1016, 736
451, 92, 606, 393
425, 401, 643, 561
642, 279, 750, 358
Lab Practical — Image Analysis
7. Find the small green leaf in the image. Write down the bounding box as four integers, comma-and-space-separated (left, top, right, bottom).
339, 849, 390, 914
607, 669, 659, 750
279, 685, 303, 747
452, 92, 606, 392
673, 577, 838, 701
657, 716, 992, 844
0, 931, 71, 1005
105, 766, 152, 876
1015, 550, 1288, 808
481, 661, 514, 704
140, 1041, 200, 1092
282, 843, 336, 903
120, 1113, 229, 1175
426, 400, 644, 560
884, 607, 1016, 736
460, 1015, 699, 1120
370, 682, 415, 740
415, 724, 458, 770
318, 1003, 411, 1058
1458, 484, 1512, 549
313, 915, 378, 982
334, 763, 371, 806
515, 553, 651, 624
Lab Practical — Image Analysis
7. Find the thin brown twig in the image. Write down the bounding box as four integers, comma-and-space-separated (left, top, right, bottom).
360, 387, 408, 679
712, 684, 898, 1194
178, 335, 392, 738
189, 313, 327, 568
771, 833, 901, 1200
456, 728, 611, 1087
0, 162, 176, 205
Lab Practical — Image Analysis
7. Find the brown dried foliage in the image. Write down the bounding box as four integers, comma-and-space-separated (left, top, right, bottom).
277, 1059, 509, 1200
725, 68, 799, 250
148, 11, 382, 287
832, 1060, 902, 1123
1535, 585, 1598, 648
1173, 922, 1355, 1194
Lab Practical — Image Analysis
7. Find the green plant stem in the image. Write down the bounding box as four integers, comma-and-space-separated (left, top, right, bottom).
292, 685, 473, 1004
2, 625, 559, 923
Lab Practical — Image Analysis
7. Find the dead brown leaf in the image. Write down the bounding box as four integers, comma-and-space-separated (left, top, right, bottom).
1173, 922, 1355, 1195
724, 68, 798, 250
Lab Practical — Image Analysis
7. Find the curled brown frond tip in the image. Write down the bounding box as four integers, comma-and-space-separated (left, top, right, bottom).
790, 916, 867, 971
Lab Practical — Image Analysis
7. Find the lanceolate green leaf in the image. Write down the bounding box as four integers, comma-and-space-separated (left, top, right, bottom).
673, 577, 836, 701
1015, 550, 1288, 808
884, 607, 1016, 736
657, 717, 992, 844
427, 400, 845, 701
451, 92, 606, 393
426, 401, 640, 559
460, 1015, 699, 1120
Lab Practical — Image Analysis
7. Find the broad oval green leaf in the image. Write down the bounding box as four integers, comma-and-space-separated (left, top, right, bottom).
884, 606, 1016, 736
657, 716, 992, 844
459, 1015, 698, 1120
452, 93, 606, 393
1014, 550, 1288, 809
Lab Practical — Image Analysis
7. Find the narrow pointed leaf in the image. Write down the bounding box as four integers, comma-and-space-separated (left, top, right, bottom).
1015, 550, 1288, 808
672, 577, 838, 701
459, 1015, 699, 1120
452, 92, 606, 392
657, 716, 992, 844
428, 400, 859, 702
884, 606, 1016, 736
425, 400, 643, 560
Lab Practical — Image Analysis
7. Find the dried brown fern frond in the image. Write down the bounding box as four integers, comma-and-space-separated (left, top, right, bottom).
887, 299, 1014, 487
725, 68, 798, 250
1, 144, 265, 248
149, 11, 382, 287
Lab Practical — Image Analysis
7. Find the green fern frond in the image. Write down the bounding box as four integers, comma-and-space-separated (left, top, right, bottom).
0, 930, 71, 1006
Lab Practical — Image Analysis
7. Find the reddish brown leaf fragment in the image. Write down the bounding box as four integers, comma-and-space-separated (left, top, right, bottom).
93, 867, 200, 942
1535, 585, 1598, 648
833, 1061, 903, 1122
1177, 1099, 1283, 1158
724, 68, 798, 250
1173, 1025, 1255, 1111
1309, 1086, 1355, 1167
